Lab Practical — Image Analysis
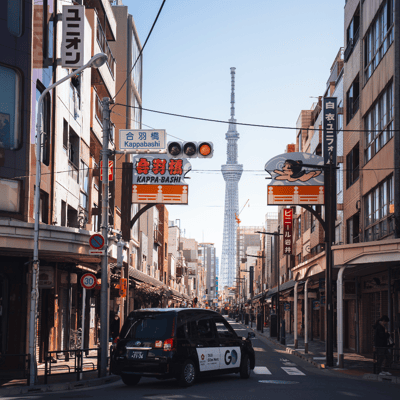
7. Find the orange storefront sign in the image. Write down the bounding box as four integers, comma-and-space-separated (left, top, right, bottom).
268, 185, 324, 205
132, 184, 188, 204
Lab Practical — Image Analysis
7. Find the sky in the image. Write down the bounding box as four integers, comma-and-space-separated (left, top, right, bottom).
123, 0, 345, 259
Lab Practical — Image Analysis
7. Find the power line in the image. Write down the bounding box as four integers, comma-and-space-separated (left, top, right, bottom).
112, 0, 166, 102
113, 103, 399, 133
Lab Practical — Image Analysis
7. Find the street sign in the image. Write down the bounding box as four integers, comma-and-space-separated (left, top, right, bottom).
80, 273, 97, 290
119, 278, 127, 298
283, 208, 293, 255
100, 160, 113, 181
119, 129, 166, 151
89, 233, 105, 250
89, 250, 105, 255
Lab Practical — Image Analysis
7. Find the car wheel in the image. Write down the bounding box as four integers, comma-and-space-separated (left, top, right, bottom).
240, 354, 251, 379
121, 373, 141, 386
178, 359, 197, 387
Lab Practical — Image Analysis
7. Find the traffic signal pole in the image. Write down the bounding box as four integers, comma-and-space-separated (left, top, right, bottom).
100, 97, 110, 377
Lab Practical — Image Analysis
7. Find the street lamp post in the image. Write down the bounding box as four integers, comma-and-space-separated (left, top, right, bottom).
30, 53, 107, 385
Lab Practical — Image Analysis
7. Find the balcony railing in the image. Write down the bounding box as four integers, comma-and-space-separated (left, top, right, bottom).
96, 19, 116, 78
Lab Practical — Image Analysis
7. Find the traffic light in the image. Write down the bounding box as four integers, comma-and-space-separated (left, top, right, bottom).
167, 141, 213, 158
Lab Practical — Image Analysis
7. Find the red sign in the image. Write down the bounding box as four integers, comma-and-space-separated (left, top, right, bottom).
100, 160, 114, 181
80, 273, 97, 290
89, 233, 105, 250
283, 208, 293, 255
119, 278, 127, 298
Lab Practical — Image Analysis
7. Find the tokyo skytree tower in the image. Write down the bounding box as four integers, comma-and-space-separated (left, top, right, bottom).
220, 68, 243, 290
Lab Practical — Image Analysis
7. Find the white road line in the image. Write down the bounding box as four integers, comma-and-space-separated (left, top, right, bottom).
253, 366, 272, 375
281, 367, 306, 376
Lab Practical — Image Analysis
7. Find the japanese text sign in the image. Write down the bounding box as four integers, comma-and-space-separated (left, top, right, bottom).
283, 208, 293, 255
100, 160, 113, 181
323, 97, 337, 165
133, 155, 191, 185
119, 129, 166, 151
119, 278, 127, 298
62, 6, 85, 68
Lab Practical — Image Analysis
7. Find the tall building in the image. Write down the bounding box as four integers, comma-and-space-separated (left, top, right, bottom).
199, 243, 217, 301
220, 68, 243, 289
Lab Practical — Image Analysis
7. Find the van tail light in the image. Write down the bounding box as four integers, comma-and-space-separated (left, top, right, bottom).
163, 338, 176, 351
113, 336, 119, 344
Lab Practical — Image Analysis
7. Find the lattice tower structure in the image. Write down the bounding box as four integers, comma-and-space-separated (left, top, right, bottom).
220, 68, 243, 289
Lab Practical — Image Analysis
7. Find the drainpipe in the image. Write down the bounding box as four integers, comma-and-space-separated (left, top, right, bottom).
304, 279, 309, 353
337, 266, 346, 368
294, 281, 299, 349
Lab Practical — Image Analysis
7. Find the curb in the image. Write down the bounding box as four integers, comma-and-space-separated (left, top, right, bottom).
0, 375, 120, 396
245, 324, 400, 384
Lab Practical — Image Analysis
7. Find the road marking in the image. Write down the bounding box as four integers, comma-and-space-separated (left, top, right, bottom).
253, 347, 266, 352
281, 367, 305, 376
253, 366, 272, 375
259, 380, 300, 384
282, 362, 297, 366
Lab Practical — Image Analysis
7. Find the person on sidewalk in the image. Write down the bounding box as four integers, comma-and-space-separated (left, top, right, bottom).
373, 315, 393, 376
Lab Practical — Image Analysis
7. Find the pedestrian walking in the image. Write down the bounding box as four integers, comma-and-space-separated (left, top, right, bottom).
373, 315, 393, 376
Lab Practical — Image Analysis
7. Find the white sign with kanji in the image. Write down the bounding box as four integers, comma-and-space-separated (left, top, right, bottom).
119, 129, 166, 151
62, 6, 85, 68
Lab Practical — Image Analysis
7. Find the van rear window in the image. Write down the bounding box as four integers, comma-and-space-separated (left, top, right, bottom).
120, 313, 174, 340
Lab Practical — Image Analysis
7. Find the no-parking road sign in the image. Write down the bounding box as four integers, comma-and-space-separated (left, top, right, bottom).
89, 233, 105, 250
80, 273, 97, 290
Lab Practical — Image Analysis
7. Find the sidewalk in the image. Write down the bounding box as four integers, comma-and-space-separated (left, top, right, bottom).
243, 320, 400, 384
0, 351, 120, 397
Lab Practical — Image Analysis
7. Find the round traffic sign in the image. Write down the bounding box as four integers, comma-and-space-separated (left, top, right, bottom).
80, 273, 97, 290
89, 233, 105, 250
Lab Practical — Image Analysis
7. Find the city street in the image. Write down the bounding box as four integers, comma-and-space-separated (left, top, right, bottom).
3, 320, 399, 400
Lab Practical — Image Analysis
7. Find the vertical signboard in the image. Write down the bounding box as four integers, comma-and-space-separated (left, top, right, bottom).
62, 6, 85, 68
283, 208, 293, 255
323, 97, 337, 165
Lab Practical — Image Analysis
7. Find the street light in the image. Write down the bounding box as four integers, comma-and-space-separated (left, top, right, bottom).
256, 229, 283, 341
29, 53, 107, 385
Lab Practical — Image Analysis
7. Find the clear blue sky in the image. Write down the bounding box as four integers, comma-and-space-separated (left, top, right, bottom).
123, 0, 345, 257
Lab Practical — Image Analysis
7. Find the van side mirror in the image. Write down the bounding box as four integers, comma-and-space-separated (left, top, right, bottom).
248, 332, 255, 339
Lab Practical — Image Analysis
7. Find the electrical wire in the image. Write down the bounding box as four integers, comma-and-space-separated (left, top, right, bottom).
112, 0, 166, 103
113, 103, 399, 133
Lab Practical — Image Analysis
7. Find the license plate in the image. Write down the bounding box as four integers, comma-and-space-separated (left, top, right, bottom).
129, 351, 146, 359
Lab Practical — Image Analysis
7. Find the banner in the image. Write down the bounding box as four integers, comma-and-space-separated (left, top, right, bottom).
323, 97, 337, 165
283, 208, 293, 255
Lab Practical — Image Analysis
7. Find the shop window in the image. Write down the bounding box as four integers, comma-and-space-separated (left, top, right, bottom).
0, 65, 21, 150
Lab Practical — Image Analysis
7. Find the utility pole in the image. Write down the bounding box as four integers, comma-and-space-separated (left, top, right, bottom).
100, 97, 110, 377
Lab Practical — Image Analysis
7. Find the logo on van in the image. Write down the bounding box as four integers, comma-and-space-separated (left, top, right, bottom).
224, 349, 238, 365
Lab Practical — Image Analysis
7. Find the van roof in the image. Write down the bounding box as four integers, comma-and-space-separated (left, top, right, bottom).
129, 308, 219, 314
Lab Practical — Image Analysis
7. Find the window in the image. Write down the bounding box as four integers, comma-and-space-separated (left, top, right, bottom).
214, 318, 236, 339
364, 176, 394, 241
335, 223, 343, 245
344, 8, 360, 61
67, 205, 78, 228
61, 200, 66, 227
39, 190, 49, 224
63, 119, 68, 149
0, 179, 20, 212
364, 0, 394, 82
36, 82, 50, 166
197, 318, 215, 339
346, 213, 359, 244
79, 160, 89, 211
0, 65, 21, 150
346, 75, 359, 123
346, 143, 359, 188
70, 75, 81, 120
364, 83, 393, 163
7, 0, 22, 37
68, 127, 79, 167
92, 203, 99, 232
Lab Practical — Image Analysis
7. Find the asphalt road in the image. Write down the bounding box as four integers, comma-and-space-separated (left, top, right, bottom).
4, 319, 399, 400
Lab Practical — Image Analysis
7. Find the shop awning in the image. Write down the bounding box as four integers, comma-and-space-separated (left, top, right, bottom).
266, 279, 297, 298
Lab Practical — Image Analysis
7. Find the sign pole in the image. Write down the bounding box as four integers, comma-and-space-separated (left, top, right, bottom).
80, 287, 86, 380
100, 97, 110, 377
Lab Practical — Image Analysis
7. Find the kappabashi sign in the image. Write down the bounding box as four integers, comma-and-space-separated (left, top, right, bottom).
132, 155, 191, 204
133, 155, 191, 185
62, 6, 85, 68
119, 129, 166, 151
265, 152, 325, 205
283, 208, 293, 255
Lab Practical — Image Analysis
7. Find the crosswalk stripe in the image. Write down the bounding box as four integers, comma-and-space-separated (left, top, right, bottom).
253, 366, 272, 375
281, 367, 305, 376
